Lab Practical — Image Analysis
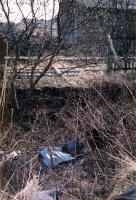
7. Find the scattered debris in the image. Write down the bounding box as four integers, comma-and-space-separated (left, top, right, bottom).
0, 146, 4, 155
113, 188, 136, 200
7, 150, 21, 162
39, 138, 86, 168
31, 189, 60, 200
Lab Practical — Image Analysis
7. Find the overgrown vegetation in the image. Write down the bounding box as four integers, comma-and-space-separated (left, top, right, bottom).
0, 77, 136, 199
0, 0, 136, 199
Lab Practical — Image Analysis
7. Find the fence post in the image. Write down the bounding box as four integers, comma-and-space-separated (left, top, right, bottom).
0, 33, 7, 193
0, 34, 7, 79
107, 44, 112, 73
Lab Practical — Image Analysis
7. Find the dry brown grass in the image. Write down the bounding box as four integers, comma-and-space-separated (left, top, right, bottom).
107, 154, 136, 200
0, 61, 9, 195
14, 176, 41, 200
1, 76, 136, 199
0, 176, 41, 200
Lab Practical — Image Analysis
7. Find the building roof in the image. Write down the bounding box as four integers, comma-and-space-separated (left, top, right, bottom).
77, 0, 136, 9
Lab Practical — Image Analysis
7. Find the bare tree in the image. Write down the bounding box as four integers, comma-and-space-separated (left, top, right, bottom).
0, 0, 135, 95
0, 0, 61, 94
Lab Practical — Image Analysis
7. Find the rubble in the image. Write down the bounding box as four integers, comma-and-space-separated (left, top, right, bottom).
31, 189, 59, 200
113, 188, 136, 200
39, 138, 86, 168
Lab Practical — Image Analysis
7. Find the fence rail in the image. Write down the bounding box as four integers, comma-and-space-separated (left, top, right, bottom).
108, 56, 136, 71
7, 66, 103, 79
5, 56, 107, 79
5, 55, 136, 79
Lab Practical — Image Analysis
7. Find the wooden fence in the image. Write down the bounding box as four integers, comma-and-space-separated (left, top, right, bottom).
107, 56, 136, 71
5, 56, 107, 79
5, 55, 136, 78
108, 38, 136, 71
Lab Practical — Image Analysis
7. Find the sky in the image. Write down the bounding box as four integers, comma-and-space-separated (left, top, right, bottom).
0, 0, 59, 23
1, 0, 136, 23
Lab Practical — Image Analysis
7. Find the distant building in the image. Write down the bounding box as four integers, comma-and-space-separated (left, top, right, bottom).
32, 27, 49, 38
46, 19, 58, 38
16, 18, 46, 32
59, 0, 136, 56
16, 18, 58, 39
